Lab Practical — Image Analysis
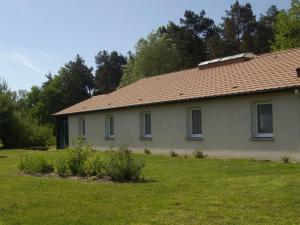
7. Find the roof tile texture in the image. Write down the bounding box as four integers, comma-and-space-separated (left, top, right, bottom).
54, 48, 300, 116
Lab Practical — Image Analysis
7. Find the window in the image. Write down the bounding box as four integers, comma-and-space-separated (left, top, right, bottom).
105, 115, 114, 138
143, 112, 152, 138
253, 102, 273, 137
188, 108, 202, 138
78, 118, 85, 136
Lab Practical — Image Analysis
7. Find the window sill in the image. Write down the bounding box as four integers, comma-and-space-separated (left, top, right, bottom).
105, 136, 115, 140
250, 136, 275, 141
140, 136, 152, 140
186, 136, 204, 141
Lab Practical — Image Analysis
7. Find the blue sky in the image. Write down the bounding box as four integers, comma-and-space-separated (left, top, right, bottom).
0, 0, 290, 90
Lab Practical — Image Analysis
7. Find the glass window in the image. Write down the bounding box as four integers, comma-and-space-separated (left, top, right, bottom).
255, 103, 273, 137
109, 116, 114, 137
191, 108, 202, 137
144, 112, 152, 137
79, 118, 85, 136
105, 115, 114, 138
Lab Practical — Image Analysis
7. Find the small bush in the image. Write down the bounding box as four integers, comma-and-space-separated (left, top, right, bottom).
55, 158, 70, 177
84, 154, 107, 177
18, 140, 147, 182
19, 155, 54, 174
144, 148, 151, 154
67, 137, 92, 176
0, 139, 3, 148
281, 155, 290, 163
169, 150, 178, 157
29, 125, 53, 147
107, 145, 145, 182
193, 150, 207, 159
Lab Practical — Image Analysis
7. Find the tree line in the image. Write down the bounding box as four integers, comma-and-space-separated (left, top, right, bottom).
0, 0, 299, 148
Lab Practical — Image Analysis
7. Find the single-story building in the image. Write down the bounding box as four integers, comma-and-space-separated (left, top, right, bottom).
54, 48, 300, 160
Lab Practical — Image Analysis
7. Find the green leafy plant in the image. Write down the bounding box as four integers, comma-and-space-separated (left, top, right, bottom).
169, 150, 178, 157
107, 145, 145, 182
28, 124, 53, 147
0, 139, 3, 149
19, 155, 54, 174
193, 150, 207, 159
144, 148, 151, 154
84, 154, 107, 178
281, 155, 290, 164
55, 158, 70, 177
67, 137, 92, 176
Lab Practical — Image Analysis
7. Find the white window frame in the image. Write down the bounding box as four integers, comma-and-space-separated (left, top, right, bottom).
189, 108, 203, 138
253, 102, 273, 138
143, 112, 152, 138
105, 115, 114, 138
78, 117, 86, 137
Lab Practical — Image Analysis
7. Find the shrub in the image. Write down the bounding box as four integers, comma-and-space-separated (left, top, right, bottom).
0, 139, 3, 149
28, 125, 53, 147
193, 150, 207, 159
144, 148, 151, 154
107, 145, 145, 182
84, 154, 107, 177
55, 158, 70, 177
19, 155, 54, 174
67, 137, 91, 176
169, 150, 178, 157
281, 155, 290, 163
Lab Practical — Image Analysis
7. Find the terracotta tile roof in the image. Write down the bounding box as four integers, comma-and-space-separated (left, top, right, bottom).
54, 48, 300, 116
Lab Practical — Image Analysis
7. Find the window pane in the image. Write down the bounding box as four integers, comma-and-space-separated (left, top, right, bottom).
192, 109, 201, 135
144, 113, 151, 136
257, 104, 273, 134
82, 119, 85, 136
109, 117, 114, 136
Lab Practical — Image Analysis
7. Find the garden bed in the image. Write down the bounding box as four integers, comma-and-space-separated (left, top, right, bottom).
18, 139, 145, 182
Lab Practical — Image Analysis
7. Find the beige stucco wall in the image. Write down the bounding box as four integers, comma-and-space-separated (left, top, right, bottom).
68, 90, 300, 160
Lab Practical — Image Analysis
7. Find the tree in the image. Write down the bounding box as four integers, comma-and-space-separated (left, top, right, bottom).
180, 10, 215, 38
272, 0, 300, 50
59, 55, 94, 107
38, 76, 63, 124
254, 5, 279, 53
222, 1, 257, 54
16, 56, 95, 126
206, 26, 226, 58
160, 10, 215, 68
119, 32, 183, 87
0, 79, 30, 147
94, 51, 127, 95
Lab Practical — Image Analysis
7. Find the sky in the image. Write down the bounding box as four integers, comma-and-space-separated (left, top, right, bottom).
0, 0, 290, 91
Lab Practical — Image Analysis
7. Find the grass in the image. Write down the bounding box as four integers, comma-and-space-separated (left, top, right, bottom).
1, 150, 300, 225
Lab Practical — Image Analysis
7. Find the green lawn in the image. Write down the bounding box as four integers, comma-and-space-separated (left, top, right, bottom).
1, 150, 300, 225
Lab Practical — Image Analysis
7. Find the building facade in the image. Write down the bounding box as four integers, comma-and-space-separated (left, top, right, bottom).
55, 48, 300, 160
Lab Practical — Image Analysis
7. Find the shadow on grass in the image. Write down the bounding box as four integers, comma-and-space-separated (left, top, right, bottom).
136, 178, 157, 184
19, 171, 157, 184
0, 156, 7, 159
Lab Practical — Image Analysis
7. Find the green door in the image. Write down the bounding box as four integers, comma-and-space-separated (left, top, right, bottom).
56, 117, 69, 149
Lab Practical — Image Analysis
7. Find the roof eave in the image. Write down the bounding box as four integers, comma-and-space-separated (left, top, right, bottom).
53, 85, 300, 117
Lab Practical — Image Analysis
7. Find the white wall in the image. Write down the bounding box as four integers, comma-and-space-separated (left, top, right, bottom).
68, 90, 300, 160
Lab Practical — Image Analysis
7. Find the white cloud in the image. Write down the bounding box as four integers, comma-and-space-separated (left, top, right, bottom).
12, 52, 44, 74
0, 49, 44, 74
